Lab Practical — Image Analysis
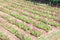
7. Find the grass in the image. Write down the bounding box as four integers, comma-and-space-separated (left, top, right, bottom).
0, 32, 10, 40
39, 29, 60, 40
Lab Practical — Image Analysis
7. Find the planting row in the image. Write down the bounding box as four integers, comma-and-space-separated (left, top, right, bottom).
2, 1, 59, 21
0, 7, 51, 32
1, 0, 60, 15
0, 11, 41, 37
0, 3, 60, 27
22, 7, 59, 21
0, 32, 10, 40
0, 21, 32, 40
4, 4, 60, 27
5, 0, 60, 15
8, 0, 60, 13
0, 0, 58, 16
8, 0, 58, 15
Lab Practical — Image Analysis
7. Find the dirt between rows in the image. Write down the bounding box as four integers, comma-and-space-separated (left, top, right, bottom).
0, 12, 38, 40
0, 0, 60, 40
0, 9, 60, 40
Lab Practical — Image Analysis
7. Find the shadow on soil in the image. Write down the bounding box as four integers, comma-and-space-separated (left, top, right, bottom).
26, 0, 60, 8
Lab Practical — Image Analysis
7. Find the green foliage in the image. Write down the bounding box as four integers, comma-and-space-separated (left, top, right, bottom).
30, 30, 41, 37
0, 32, 5, 39
0, 0, 60, 40
0, 9, 41, 37
36, 22, 51, 31
49, 0, 60, 5
0, 32, 10, 40
0, 23, 32, 40
24, 36, 32, 40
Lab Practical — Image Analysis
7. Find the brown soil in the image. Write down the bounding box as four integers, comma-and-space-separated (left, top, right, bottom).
0, 0, 60, 40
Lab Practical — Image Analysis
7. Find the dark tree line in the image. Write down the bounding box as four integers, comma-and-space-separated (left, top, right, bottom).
26, 0, 60, 6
